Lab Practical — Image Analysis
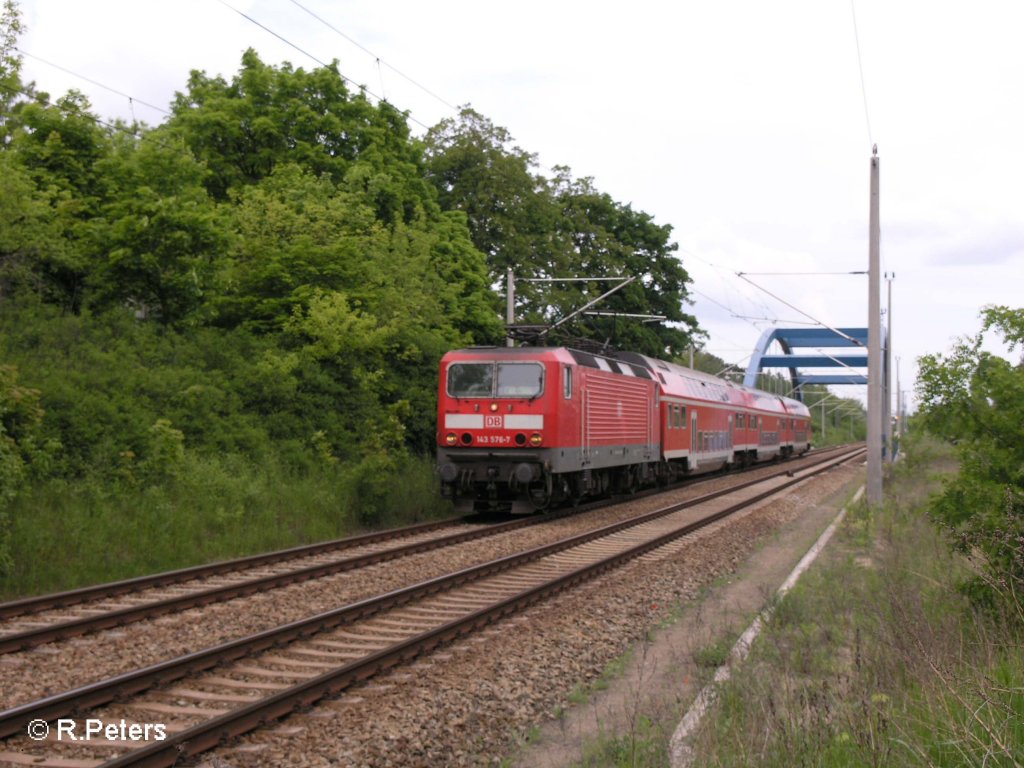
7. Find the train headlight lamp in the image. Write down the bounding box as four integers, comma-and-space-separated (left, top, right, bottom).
445, 432, 458, 446
529, 433, 543, 447
489, 403, 499, 412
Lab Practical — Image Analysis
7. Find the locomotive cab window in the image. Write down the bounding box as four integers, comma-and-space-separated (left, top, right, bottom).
497, 363, 544, 397
447, 363, 493, 397
563, 366, 573, 399
447, 362, 544, 398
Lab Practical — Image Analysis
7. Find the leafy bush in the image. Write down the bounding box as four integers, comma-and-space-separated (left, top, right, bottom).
916, 305, 1024, 610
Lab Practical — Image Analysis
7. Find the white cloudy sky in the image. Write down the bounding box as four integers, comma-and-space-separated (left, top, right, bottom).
15, 0, 1024, 409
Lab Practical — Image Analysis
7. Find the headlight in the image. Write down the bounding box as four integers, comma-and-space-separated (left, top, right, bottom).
445, 432, 457, 446
529, 433, 543, 447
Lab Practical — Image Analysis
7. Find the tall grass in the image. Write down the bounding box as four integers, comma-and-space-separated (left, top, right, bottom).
689, 437, 1024, 767
1, 452, 451, 598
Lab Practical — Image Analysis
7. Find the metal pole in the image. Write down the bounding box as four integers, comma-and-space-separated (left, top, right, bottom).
506, 269, 515, 347
867, 147, 883, 505
884, 274, 894, 462
895, 354, 902, 456
820, 398, 826, 442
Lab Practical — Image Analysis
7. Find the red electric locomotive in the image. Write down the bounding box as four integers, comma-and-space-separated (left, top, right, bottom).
436, 346, 811, 514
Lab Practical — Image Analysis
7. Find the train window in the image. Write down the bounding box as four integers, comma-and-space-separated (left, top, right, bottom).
736, 414, 745, 429
563, 366, 573, 399
680, 405, 687, 425
447, 363, 493, 397
496, 363, 544, 397
751, 416, 758, 429
447, 362, 544, 398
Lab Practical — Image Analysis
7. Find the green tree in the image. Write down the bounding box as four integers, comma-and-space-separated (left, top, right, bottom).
88, 132, 225, 324
0, 0, 25, 142
0, 363, 44, 499
0, 152, 64, 301
916, 305, 1024, 604
5, 91, 110, 311
424, 107, 557, 282
168, 48, 432, 221
546, 172, 699, 356
213, 163, 382, 330
424, 108, 701, 356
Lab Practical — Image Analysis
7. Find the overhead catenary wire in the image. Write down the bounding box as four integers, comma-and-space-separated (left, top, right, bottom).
15, 47, 170, 117
285, 0, 459, 113
214, 0, 433, 131
849, 0, 874, 150
736, 272, 865, 348
0, 80, 181, 152
737, 271, 868, 276
682, 248, 779, 324
1, 80, 137, 135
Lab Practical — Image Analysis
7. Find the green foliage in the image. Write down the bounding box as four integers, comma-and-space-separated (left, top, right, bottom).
0, 0, 25, 141
2, 451, 451, 596
0, 11, 709, 594
89, 133, 226, 324
0, 362, 48, 575
690, 450, 1024, 767
916, 305, 1024, 606
424, 108, 702, 356
167, 48, 431, 218
575, 714, 668, 768
4, 91, 110, 311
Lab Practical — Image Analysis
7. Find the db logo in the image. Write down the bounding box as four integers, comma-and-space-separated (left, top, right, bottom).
484, 415, 503, 428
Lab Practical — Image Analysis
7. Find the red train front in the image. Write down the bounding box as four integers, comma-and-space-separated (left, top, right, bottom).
437, 345, 811, 514
436, 346, 659, 514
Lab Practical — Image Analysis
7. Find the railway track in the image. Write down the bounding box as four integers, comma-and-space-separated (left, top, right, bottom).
0, 445, 862, 768
0, 516, 542, 654
0, 446, 854, 655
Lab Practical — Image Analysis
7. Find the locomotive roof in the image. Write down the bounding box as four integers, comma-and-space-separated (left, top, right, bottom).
443, 345, 810, 417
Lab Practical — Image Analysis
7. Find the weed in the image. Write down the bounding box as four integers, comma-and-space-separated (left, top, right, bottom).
686, 438, 1024, 767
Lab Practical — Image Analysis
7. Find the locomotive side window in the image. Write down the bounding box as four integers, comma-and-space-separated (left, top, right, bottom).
447, 363, 493, 397
563, 366, 573, 399
496, 363, 544, 398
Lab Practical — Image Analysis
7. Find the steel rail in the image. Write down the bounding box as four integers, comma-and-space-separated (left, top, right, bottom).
0, 514, 479, 622
0, 516, 467, 620
0, 445, 854, 654
101, 446, 864, 768
0, 446, 862, 748
0, 515, 549, 653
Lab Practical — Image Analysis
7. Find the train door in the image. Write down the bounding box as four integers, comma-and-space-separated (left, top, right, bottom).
691, 411, 698, 456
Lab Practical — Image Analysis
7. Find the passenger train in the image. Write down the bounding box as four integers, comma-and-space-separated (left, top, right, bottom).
436, 346, 812, 514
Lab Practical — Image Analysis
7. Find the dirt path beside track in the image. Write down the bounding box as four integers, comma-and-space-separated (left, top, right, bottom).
509, 465, 864, 768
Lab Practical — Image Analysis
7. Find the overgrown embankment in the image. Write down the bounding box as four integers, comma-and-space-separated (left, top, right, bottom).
0, 301, 454, 598
687, 437, 1024, 767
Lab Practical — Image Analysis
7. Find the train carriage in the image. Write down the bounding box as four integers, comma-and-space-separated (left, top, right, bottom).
437, 345, 811, 514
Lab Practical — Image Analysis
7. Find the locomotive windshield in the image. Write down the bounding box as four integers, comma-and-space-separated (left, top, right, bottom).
447, 362, 544, 398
